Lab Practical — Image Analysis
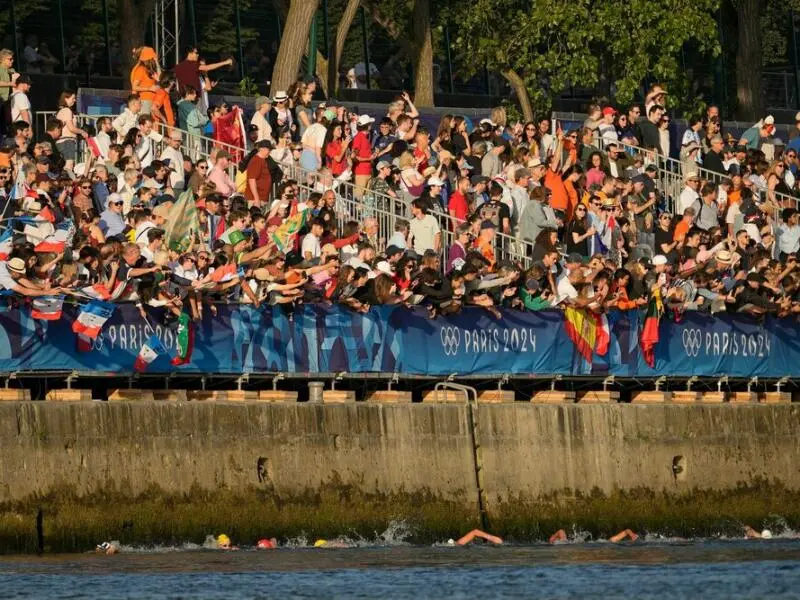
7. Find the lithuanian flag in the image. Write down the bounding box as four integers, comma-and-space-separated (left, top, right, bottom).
564, 307, 609, 363
640, 287, 663, 368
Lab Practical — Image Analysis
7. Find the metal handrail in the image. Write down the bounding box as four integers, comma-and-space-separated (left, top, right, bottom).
37, 111, 536, 267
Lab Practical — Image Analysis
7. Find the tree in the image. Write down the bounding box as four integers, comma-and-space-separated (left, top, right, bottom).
734, 0, 763, 120
200, 0, 259, 58
450, 0, 720, 121
270, 0, 320, 95
118, 0, 156, 86
412, 0, 434, 107
325, 0, 361, 96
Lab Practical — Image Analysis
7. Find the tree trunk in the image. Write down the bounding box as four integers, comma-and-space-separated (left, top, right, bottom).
118, 0, 156, 88
412, 0, 434, 107
325, 0, 361, 97
735, 0, 763, 121
502, 69, 533, 122
270, 0, 320, 96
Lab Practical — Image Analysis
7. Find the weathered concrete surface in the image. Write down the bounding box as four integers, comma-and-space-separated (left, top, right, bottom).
2, 402, 800, 549
476, 404, 800, 505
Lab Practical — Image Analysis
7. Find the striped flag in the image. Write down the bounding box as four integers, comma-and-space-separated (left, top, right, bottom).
31, 295, 65, 320
271, 209, 308, 254
564, 307, 609, 363
640, 287, 664, 368
75, 281, 126, 301
164, 188, 198, 254
209, 263, 245, 283
71, 300, 116, 339
134, 335, 167, 372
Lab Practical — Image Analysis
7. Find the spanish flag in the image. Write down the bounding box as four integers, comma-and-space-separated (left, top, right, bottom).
640, 287, 663, 368
564, 307, 609, 363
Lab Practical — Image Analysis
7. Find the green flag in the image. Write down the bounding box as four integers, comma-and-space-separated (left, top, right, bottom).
164, 188, 199, 253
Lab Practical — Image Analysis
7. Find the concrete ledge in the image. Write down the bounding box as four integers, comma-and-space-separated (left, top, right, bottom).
729, 391, 757, 404
366, 390, 412, 403
46, 389, 92, 402
226, 390, 259, 402
108, 389, 155, 402
700, 392, 727, 403
258, 390, 299, 403
672, 391, 701, 404
530, 390, 576, 404
759, 392, 791, 404
0, 389, 30, 401
631, 391, 672, 404
322, 390, 356, 403
576, 391, 619, 404
187, 391, 229, 401
152, 390, 187, 402
422, 390, 469, 403
478, 390, 516, 403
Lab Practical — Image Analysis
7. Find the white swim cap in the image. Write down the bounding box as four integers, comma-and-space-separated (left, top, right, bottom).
447, 539, 455, 545
761, 529, 773, 539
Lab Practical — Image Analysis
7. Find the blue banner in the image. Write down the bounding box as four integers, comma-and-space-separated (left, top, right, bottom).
0, 302, 795, 377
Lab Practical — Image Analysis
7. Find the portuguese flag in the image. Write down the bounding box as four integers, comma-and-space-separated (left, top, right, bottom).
640, 287, 663, 368
564, 307, 609, 363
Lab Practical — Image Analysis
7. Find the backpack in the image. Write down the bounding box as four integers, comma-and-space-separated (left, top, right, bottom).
0, 93, 15, 137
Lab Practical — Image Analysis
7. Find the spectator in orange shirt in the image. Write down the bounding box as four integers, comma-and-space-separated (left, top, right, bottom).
673, 206, 695, 243
151, 72, 175, 127
130, 47, 160, 114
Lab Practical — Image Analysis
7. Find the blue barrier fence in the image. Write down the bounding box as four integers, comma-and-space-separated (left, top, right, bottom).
0, 303, 795, 378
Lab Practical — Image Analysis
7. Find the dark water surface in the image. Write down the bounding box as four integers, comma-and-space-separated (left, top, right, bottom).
3, 540, 800, 599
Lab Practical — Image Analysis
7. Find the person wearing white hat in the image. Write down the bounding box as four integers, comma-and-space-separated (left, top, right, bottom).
677, 171, 701, 216
270, 91, 293, 132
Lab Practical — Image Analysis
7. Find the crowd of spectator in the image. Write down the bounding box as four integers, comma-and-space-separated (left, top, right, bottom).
0, 45, 800, 329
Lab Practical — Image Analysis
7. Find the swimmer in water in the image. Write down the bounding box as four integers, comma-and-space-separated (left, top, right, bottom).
313, 539, 351, 549
608, 529, 639, 543
549, 529, 638, 543
257, 538, 278, 549
95, 541, 119, 555
744, 526, 773, 539
449, 529, 503, 546
215, 534, 239, 550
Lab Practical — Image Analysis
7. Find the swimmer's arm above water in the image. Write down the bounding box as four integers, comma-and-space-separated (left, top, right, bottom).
456, 529, 503, 545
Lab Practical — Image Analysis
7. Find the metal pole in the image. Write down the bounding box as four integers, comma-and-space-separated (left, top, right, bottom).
360, 6, 370, 90
234, 0, 244, 79
174, 0, 180, 65
187, 0, 198, 49
322, 0, 330, 58
791, 10, 800, 108
307, 10, 318, 77
57, 0, 66, 73
10, 0, 20, 63
444, 25, 454, 94
102, 0, 112, 76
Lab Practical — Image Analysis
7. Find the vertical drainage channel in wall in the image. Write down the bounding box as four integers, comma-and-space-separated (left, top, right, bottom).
672, 455, 687, 482
434, 382, 488, 531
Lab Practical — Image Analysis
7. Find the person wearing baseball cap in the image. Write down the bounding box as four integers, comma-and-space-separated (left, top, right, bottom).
599, 106, 618, 143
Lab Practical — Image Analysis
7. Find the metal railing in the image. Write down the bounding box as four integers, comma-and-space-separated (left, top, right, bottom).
37, 111, 535, 269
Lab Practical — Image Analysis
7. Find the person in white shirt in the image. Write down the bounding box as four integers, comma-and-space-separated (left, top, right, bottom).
159, 129, 185, 190
10, 74, 32, 124
135, 115, 163, 168
677, 173, 701, 216
598, 106, 619, 145
93, 117, 114, 159
113, 94, 142, 138
301, 219, 325, 261
408, 200, 441, 254
251, 96, 274, 143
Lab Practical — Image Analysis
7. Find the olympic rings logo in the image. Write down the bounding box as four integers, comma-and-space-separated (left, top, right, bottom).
682, 328, 703, 357
440, 326, 461, 356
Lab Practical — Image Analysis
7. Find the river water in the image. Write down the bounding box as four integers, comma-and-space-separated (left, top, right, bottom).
3, 537, 800, 599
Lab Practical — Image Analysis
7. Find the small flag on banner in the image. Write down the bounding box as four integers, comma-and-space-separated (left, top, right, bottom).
76, 334, 93, 353
72, 300, 116, 339
31, 295, 65, 320
134, 334, 167, 372
271, 209, 308, 254
170, 312, 194, 366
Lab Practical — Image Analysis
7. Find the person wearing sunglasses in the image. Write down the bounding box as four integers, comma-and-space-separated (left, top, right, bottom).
98, 193, 127, 238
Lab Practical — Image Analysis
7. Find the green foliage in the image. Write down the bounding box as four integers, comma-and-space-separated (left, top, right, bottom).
449, 0, 721, 115
237, 76, 260, 97
200, 0, 259, 57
